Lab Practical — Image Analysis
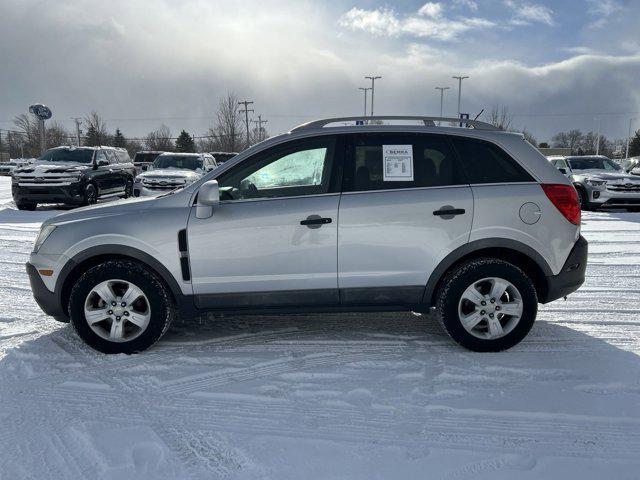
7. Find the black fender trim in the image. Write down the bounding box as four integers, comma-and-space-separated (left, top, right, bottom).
56, 244, 197, 318
422, 237, 554, 306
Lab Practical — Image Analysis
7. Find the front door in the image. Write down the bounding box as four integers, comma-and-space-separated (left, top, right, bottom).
187, 135, 342, 309
338, 132, 473, 305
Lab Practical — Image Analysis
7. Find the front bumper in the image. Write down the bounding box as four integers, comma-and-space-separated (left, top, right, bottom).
13, 182, 85, 205
26, 262, 69, 322
586, 185, 640, 207
542, 235, 588, 303
133, 183, 179, 197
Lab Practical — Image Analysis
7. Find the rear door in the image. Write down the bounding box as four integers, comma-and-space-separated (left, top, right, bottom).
338, 132, 473, 305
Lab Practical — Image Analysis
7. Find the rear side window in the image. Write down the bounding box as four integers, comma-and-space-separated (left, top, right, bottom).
451, 137, 534, 184
347, 133, 465, 192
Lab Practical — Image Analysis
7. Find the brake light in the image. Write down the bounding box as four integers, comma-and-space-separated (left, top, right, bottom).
541, 184, 581, 225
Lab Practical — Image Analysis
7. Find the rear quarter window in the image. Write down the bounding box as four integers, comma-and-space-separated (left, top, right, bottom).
451, 137, 534, 184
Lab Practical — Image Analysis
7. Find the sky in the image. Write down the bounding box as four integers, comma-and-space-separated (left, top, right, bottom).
0, 0, 639, 144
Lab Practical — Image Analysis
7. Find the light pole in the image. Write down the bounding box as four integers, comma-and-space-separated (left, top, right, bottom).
626, 118, 636, 159
452, 75, 469, 117
435, 86, 450, 119
365, 75, 382, 116
358, 87, 371, 116
595, 117, 601, 156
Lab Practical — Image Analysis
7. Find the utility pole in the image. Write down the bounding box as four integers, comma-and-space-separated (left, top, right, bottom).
365, 75, 382, 116
626, 118, 636, 159
358, 87, 371, 116
251, 115, 268, 142
435, 86, 450, 120
595, 117, 601, 155
238, 100, 254, 146
452, 75, 469, 117
71, 117, 82, 146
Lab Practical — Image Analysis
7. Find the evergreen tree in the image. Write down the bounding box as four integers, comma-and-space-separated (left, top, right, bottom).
175, 130, 195, 152
629, 130, 640, 157
84, 124, 100, 146
538, 142, 550, 148
113, 128, 126, 148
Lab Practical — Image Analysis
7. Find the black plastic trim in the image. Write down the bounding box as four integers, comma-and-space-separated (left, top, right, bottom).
340, 286, 424, 306
543, 235, 588, 303
195, 288, 339, 310
26, 262, 69, 322
422, 237, 554, 306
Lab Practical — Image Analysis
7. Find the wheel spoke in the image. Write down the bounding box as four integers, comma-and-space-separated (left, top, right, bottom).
461, 310, 484, 330
84, 308, 110, 325
499, 300, 522, 317
487, 318, 504, 338
93, 282, 116, 304
120, 283, 144, 306
109, 320, 124, 340
127, 311, 150, 329
463, 286, 485, 306
490, 279, 509, 301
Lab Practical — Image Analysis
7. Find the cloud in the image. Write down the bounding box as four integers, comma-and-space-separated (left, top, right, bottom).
453, 0, 479, 12
588, 0, 622, 16
338, 5, 495, 41
504, 0, 554, 26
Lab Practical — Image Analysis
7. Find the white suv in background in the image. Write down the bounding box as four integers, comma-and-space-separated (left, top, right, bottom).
133, 152, 217, 196
27, 116, 587, 354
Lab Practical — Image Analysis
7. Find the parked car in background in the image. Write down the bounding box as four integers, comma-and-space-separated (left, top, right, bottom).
12, 146, 135, 210
133, 152, 217, 196
620, 156, 640, 176
549, 155, 640, 210
209, 151, 238, 164
27, 116, 586, 354
0, 158, 34, 176
132, 151, 164, 174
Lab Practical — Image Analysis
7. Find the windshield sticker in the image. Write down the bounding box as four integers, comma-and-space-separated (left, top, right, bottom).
383, 145, 414, 181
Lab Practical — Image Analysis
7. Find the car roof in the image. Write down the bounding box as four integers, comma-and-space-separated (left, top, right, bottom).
157, 152, 201, 157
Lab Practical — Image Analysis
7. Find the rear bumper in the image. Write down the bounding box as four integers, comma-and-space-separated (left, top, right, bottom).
26, 262, 69, 322
542, 235, 588, 303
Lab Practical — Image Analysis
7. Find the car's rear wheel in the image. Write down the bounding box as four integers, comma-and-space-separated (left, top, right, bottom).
122, 179, 133, 198
575, 186, 593, 211
69, 260, 174, 354
436, 258, 538, 352
16, 201, 37, 211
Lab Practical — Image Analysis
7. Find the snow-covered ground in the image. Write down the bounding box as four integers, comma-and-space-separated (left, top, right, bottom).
1, 175, 639, 479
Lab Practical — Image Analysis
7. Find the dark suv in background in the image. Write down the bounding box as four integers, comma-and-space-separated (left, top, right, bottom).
12, 146, 136, 210
132, 151, 164, 174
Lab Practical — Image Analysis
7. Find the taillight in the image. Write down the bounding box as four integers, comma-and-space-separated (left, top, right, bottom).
541, 184, 581, 225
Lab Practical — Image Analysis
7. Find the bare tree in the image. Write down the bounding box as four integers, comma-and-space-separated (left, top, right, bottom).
145, 125, 173, 151
489, 105, 512, 130
83, 111, 110, 146
552, 129, 583, 154
12, 113, 40, 157
46, 121, 71, 147
214, 92, 245, 152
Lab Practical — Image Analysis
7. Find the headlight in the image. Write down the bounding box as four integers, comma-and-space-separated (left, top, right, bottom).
134, 177, 143, 184
586, 179, 607, 186
33, 224, 56, 253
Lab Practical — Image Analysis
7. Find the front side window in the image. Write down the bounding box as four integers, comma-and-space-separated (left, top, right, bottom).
451, 137, 534, 184
346, 133, 465, 192
95, 150, 108, 164
218, 137, 336, 200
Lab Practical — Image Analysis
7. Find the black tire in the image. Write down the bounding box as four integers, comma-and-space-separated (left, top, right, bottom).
16, 201, 37, 211
436, 258, 538, 352
69, 260, 174, 354
575, 186, 593, 211
82, 183, 98, 206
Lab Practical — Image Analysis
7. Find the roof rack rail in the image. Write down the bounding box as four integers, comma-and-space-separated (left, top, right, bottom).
290, 116, 500, 132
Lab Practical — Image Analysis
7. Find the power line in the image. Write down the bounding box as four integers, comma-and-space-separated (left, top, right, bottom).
251, 115, 268, 141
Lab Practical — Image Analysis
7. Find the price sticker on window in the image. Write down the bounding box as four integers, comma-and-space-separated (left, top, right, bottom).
383, 145, 413, 181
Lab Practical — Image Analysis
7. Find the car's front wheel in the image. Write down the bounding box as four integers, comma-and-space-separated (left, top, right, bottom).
16, 201, 37, 211
82, 183, 98, 206
575, 186, 593, 211
436, 258, 538, 352
69, 260, 174, 354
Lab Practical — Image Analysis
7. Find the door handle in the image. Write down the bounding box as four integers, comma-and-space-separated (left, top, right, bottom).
300, 215, 332, 229
433, 206, 466, 219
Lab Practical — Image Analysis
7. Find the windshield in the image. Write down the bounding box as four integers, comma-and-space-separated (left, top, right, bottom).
153, 155, 202, 170
134, 152, 161, 164
568, 157, 621, 171
39, 148, 94, 164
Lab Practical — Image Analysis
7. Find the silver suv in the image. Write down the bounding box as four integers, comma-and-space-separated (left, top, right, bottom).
133, 152, 217, 196
26, 116, 587, 354
549, 155, 640, 210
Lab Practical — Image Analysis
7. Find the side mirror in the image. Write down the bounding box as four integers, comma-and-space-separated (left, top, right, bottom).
558, 168, 567, 174
195, 180, 220, 219
141, 165, 148, 171
97, 160, 109, 167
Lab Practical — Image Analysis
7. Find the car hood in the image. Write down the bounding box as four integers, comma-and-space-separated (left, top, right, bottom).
138, 168, 200, 180
43, 196, 158, 227
573, 170, 640, 182
14, 161, 88, 175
